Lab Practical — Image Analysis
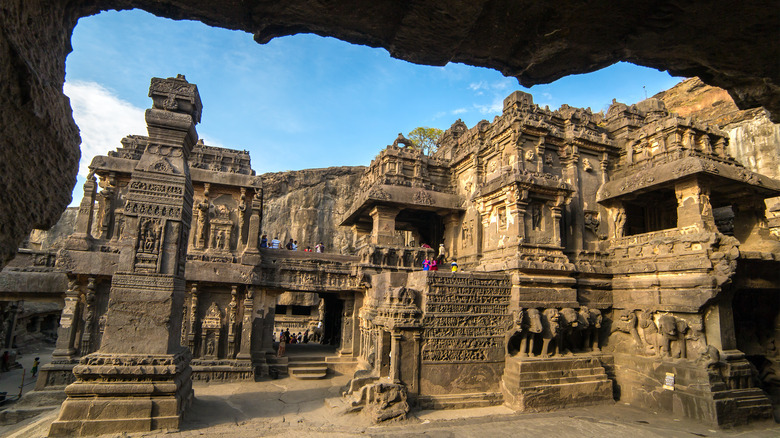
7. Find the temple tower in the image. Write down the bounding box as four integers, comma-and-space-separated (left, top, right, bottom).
49, 75, 201, 436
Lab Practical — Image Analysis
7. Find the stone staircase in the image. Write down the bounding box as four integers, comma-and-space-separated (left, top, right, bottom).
267, 354, 358, 379
501, 356, 614, 411
417, 392, 504, 410
288, 355, 328, 380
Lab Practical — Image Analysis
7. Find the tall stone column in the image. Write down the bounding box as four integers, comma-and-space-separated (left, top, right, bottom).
369, 206, 400, 245
50, 75, 202, 436
79, 277, 97, 355
65, 174, 97, 250
241, 188, 263, 265
52, 277, 82, 359
390, 332, 402, 383
237, 287, 254, 360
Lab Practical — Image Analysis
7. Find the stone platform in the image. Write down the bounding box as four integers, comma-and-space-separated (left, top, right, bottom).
48, 351, 193, 436
501, 355, 614, 412
614, 352, 773, 427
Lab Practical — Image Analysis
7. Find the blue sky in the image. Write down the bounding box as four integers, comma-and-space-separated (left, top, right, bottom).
65, 9, 683, 205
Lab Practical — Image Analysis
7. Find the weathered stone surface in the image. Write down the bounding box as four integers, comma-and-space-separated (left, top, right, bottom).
2, 0, 780, 272
261, 167, 364, 253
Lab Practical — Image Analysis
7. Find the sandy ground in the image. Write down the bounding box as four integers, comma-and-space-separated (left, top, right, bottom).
2, 368, 779, 438
0, 346, 54, 401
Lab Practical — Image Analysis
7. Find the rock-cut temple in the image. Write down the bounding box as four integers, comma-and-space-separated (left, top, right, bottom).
3, 75, 780, 435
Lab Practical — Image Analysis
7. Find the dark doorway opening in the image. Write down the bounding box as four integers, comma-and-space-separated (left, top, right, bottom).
623, 188, 677, 235
321, 295, 343, 347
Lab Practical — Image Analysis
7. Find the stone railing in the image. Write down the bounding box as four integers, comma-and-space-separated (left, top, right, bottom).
357, 244, 437, 269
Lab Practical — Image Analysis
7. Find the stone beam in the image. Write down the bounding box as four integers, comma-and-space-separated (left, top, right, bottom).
2, 0, 779, 271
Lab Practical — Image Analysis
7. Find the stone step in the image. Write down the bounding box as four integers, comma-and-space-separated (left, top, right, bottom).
288, 361, 327, 368
418, 392, 504, 410
289, 366, 328, 380
503, 374, 610, 388
288, 355, 327, 363
735, 396, 773, 410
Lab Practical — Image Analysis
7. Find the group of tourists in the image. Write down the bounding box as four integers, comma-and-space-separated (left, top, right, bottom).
259, 234, 325, 253
276, 328, 312, 357
419, 242, 458, 272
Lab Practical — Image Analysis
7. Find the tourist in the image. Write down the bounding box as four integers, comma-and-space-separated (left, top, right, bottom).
271, 236, 281, 249
286, 238, 294, 250
260, 234, 268, 248
303, 329, 309, 343
32, 357, 39, 377
292, 240, 298, 250
315, 242, 324, 253
423, 257, 430, 271
421, 242, 432, 248
277, 330, 287, 357
304, 246, 312, 252
451, 259, 458, 272
438, 243, 446, 261
431, 258, 438, 271
1, 350, 9, 371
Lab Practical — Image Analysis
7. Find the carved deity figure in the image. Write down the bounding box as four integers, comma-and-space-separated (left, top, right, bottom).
196, 199, 210, 249
614, 208, 626, 238
206, 336, 216, 356
639, 309, 661, 356
532, 204, 543, 230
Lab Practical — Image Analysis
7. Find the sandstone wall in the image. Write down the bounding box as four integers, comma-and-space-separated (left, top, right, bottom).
261, 166, 365, 254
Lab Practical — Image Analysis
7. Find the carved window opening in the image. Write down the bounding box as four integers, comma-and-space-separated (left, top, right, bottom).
275, 304, 289, 315
623, 188, 677, 235
291, 305, 311, 316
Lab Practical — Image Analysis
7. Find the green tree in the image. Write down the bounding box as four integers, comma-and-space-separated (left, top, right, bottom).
408, 126, 443, 155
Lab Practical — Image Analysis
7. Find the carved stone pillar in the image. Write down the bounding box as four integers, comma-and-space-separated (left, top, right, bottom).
390, 332, 402, 383
442, 213, 460, 260
237, 287, 254, 360
187, 283, 198, 355
227, 286, 239, 358
412, 331, 421, 402
370, 206, 400, 245
339, 296, 355, 356
675, 177, 715, 232
237, 187, 247, 249
52, 277, 82, 359
97, 180, 115, 240
550, 200, 564, 248
241, 189, 262, 269
65, 174, 97, 250
51, 75, 200, 436
79, 277, 97, 355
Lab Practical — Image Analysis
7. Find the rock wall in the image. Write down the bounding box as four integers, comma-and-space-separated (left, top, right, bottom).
261, 166, 365, 253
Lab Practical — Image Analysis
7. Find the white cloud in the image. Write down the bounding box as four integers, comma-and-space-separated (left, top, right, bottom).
452, 108, 468, 115
64, 81, 146, 177
473, 96, 504, 115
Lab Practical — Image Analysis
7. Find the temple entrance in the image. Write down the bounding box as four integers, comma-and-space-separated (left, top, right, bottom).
395, 209, 444, 247
379, 330, 392, 378
321, 294, 343, 346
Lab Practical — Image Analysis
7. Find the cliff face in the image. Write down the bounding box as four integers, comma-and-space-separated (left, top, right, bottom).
260, 166, 365, 253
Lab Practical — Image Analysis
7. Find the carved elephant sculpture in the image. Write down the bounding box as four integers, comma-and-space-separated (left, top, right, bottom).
558, 307, 587, 355
658, 314, 688, 359
582, 307, 603, 352
505, 309, 525, 357
540, 308, 560, 357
